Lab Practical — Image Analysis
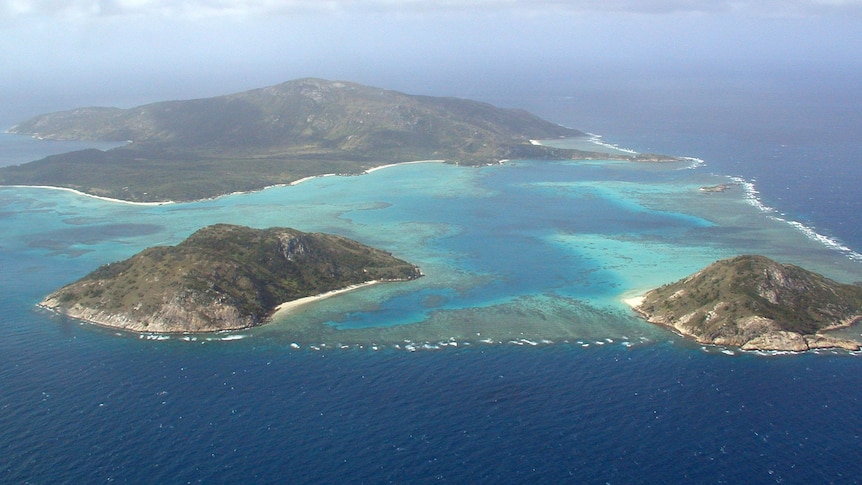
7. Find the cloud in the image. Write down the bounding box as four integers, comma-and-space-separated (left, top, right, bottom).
4, 0, 862, 20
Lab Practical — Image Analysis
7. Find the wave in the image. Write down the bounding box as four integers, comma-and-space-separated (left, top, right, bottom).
216, 334, 247, 341
584, 133, 639, 155
135, 333, 249, 342
584, 133, 705, 170
680, 157, 705, 169
732, 176, 862, 261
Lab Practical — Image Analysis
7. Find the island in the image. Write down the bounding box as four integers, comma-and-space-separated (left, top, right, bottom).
699, 183, 737, 193
629, 255, 862, 351
39, 224, 422, 333
1, 78, 680, 203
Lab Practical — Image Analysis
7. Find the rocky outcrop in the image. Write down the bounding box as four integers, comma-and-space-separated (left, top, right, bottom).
632, 255, 862, 352
41, 292, 253, 333
40, 224, 422, 333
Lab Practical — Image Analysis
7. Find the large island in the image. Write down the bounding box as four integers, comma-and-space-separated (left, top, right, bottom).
40, 224, 422, 333
1, 78, 678, 202
630, 255, 862, 351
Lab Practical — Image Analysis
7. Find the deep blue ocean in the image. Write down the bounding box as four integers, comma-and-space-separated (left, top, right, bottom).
2, 68, 862, 483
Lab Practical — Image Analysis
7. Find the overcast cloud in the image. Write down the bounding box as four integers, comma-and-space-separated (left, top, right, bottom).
4, 0, 862, 19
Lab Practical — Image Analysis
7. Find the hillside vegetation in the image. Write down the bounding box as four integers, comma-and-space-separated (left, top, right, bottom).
633, 255, 862, 351
0, 78, 649, 202
40, 224, 422, 333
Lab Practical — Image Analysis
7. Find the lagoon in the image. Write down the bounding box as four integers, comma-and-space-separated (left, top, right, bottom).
4, 148, 860, 347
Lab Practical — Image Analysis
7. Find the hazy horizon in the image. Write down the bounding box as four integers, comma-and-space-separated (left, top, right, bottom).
3, 0, 861, 124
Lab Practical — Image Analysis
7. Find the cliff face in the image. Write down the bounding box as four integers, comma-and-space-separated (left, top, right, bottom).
40, 224, 422, 333
633, 255, 862, 351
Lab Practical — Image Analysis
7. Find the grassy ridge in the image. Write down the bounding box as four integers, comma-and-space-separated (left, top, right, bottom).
634, 255, 862, 350
43, 224, 422, 332
2, 78, 608, 201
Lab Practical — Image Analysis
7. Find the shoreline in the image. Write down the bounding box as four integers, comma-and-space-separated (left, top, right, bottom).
38, 279, 388, 334
363, 159, 446, 174
622, 295, 646, 309
620, 287, 651, 310
3, 185, 174, 206
186, 161, 446, 202
1, 160, 449, 206
531, 136, 640, 156
288, 173, 337, 186
272, 280, 382, 316
620, 290, 862, 353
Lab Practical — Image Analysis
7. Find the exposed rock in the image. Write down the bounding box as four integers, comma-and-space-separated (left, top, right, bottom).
804, 334, 861, 351
632, 255, 862, 352
741, 331, 809, 352
40, 224, 422, 333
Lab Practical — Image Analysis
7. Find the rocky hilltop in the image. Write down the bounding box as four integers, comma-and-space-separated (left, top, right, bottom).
40, 224, 422, 333
631, 255, 862, 351
0, 78, 646, 202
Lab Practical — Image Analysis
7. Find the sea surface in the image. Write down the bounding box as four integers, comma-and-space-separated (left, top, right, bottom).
2, 71, 862, 483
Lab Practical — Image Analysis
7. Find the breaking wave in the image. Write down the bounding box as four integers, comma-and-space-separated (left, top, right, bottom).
733, 176, 862, 261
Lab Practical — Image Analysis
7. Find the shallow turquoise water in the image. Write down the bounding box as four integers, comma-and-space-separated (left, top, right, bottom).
3, 133, 862, 483
3, 153, 860, 346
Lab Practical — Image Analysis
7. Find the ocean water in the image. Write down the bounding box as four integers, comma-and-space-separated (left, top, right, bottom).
2, 72, 862, 483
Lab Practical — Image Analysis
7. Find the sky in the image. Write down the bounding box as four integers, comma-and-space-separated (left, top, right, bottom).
1, 0, 861, 121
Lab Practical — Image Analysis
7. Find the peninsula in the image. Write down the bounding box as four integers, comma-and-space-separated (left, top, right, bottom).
40, 224, 422, 333
1, 78, 679, 202
630, 255, 862, 352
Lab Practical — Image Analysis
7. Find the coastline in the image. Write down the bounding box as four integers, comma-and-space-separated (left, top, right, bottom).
288, 173, 337, 186
622, 295, 646, 309
272, 280, 382, 317
186, 160, 448, 201
531, 136, 639, 156
250, 160, 447, 196
39, 279, 392, 334
621, 289, 862, 353
3, 184, 174, 206
363, 159, 446, 174
5, 142, 693, 207
2, 160, 449, 205
620, 287, 651, 310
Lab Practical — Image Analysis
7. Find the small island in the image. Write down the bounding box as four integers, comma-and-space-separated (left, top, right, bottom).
40, 224, 422, 333
629, 255, 862, 351
699, 183, 737, 193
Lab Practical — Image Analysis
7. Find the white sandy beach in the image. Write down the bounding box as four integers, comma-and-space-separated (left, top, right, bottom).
363, 159, 446, 174
5, 160, 449, 206
272, 280, 381, 316
243, 160, 445, 192
621, 288, 650, 309
623, 295, 645, 308
288, 173, 337, 186
6, 185, 174, 206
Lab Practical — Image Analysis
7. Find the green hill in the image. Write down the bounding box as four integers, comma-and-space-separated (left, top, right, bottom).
40, 224, 422, 333
1, 78, 635, 202
632, 255, 862, 351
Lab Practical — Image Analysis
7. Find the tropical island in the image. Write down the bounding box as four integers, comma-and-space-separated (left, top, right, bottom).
20, 80, 858, 353
39, 224, 422, 333
1, 78, 680, 203
38, 228, 862, 351
629, 255, 862, 351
